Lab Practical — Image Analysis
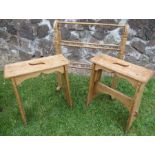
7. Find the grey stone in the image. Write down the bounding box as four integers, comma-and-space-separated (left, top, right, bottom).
30, 19, 42, 24
145, 47, 155, 57
70, 31, 80, 40
63, 47, 83, 61
0, 38, 9, 50
38, 39, 52, 56
145, 63, 155, 70
17, 38, 35, 55
125, 55, 139, 65
147, 39, 155, 47
128, 19, 155, 41
19, 51, 32, 61
139, 54, 150, 65
0, 48, 20, 67
48, 19, 55, 27
125, 44, 138, 53
0, 19, 13, 28
0, 30, 9, 39
131, 39, 146, 53
19, 21, 35, 40
91, 28, 108, 40
7, 25, 17, 35
37, 25, 49, 38
152, 57, 155, 63
8, 36, 19, 45
79, 30, 91, 39
66, 24, 84, 31
104, 28, 121, 44
61, 27, 71, 40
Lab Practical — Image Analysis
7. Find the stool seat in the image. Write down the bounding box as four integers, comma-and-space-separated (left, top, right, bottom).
4, 54, 69, 79
90, 54, 154, 83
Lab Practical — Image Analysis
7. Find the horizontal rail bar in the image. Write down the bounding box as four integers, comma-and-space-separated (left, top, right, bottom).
96, 82, 133, 111
62, 40, 120, 47
61, 42, 120, 51
58, 21, 125, 28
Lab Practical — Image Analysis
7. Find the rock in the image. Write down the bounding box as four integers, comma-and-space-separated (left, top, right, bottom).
0, 19, 13, 28
126, 51, 141, 61
70, 31, 80, 40
97, 19, 117, 24
48, 19, 55, 27
30, 19, 42, 24
96, 19, 117, 31
66, 24, 84, 31
128, 19, 155, 40
19, 21, 34, 40
131, 38, 146, 53
0, 48, 20, 67
61, 27, 71, 40
8, 36, 19, 45
151, 57, 155, 63
145, 47, 155, 57
147, 39, 155, 47
0, 30, 9, 39
38, 39, 51, 50
145, 63, 155, 70
127, 25, 137, 40
92, 28, 108, 40
19, 51, 32, 61
37, 25, 49, 38
63, 47, 83, 61
0, 38, 9, 50
125, 45, 142, 64
0, 49, 9, 67
139, 54, 150, 65
88, 35, 100, 43
79, 30, 91, 39
18, 37, 34, 54
125, 55, 140, 65
104, 28, 121, 44
7, 25, 17, 35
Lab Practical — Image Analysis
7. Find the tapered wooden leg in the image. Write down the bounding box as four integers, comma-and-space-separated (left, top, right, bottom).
86, 64, 98, 106
93, 69, 102, 97
11, 78, 26, 126
56, 72, 62, 91
61, 65, 73, 107
111, 73, 118, 99
126, 83, 145, 131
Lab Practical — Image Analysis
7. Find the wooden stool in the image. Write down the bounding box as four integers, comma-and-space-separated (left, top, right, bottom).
86, 54, 154, 131
4, 54, 73, 126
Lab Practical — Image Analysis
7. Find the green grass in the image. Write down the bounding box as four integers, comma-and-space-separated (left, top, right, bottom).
0, 71, 155, 136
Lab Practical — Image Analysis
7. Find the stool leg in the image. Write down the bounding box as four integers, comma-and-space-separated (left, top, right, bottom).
93, 69, 102, 97
86, 64, 98, 106
126, 83, 145, 131
111, 74, 118, 99
56, 72, 62, 91
11, 78, 27, 126
61, 65, 73, 107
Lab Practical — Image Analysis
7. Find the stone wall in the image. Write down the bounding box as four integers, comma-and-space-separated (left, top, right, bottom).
0, 19, 155, 71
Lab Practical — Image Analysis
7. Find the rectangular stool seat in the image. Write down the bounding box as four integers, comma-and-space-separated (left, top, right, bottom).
91, 54, 154, 83
4, 54, 69, 79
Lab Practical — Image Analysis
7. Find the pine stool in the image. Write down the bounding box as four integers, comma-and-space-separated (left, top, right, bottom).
4, 54, 73, 126
86, 54, 154, 131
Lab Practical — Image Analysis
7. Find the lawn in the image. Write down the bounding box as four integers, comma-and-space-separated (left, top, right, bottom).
0, 71, 155, 136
